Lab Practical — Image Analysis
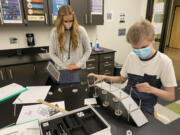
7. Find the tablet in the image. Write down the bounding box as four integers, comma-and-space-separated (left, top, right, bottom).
46, 61, 60, 82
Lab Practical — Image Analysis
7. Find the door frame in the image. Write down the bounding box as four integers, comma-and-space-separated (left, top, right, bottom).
169, 6, 180, 48
146, 0, 172, 53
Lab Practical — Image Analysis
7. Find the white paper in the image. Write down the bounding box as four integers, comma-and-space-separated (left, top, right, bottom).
153, 23, 163, 34
111, 89, 129, 100
0, 119, 40, 135
16, 101, 65, 124
95, 81, 119, 92
154, 2, 164, 13
130, 109, 148, 127
0, 83, 27, 101
84, 98, 97, 105
91, 0, 103, 15
13, 86, 51, 104
121, 97, 139, 112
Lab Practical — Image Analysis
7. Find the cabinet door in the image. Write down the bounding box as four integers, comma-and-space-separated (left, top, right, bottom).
70, 0, 88, 25
0, 0, 25, 26
6, 64, 35, 80
88, 0, 104, 25
48, 0, 68, 25
23, 0, 49, 26
0, 68, 7, 81
34, 61, 48, 75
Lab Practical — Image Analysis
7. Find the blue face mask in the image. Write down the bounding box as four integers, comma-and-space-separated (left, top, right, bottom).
133, 46, 152, 59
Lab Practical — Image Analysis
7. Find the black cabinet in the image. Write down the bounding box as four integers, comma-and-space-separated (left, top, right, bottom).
0, 0, 104, 26
0, 67, 7, 81
70, 0, 88, 25
99, 53, 114, 75
0, 61, 48, 83
86, 48, 115, 75
5, 64, 35, 80
70, 0, 104, 25
34, 61, 48, 75
86, 55, 99, 74
87, 0, 104, 25
22, 0, 49, 26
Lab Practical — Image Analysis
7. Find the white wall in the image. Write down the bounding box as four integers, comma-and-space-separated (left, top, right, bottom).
0, 0, 147, 64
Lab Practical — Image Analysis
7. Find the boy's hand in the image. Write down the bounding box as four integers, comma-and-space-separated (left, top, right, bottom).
136, 82, 153, 93
88, 73, 105, 84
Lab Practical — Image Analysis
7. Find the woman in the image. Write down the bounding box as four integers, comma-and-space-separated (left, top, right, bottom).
49, 5, 91, 70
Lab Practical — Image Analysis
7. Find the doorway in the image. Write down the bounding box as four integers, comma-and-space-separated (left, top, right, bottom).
146, 0, 180, 80
165, 2, 180, 80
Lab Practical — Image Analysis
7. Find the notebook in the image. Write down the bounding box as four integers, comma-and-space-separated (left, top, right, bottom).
46, 61, 80, 84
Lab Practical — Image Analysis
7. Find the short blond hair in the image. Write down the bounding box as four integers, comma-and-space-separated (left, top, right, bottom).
127, 19, 154, 45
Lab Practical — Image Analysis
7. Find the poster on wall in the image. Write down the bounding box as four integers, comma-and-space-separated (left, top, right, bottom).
52, 0, 67, 20
106, 11, 113, 22
91, 0, 103, 15
154, 2, 164, 13
26, 0, 45, 21
119, 12, 125, 23
0, 0, 23, 24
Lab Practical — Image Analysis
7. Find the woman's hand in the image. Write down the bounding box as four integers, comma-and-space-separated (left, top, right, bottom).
88, 73, 105, 84
66, 64, 80, 70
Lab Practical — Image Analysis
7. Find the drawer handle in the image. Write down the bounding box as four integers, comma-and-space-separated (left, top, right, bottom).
85, 13, 88, 24
9, 69, 13, 79
87, 67, 96, 70
33, 65, 36, 71
87, 59, 96, 62
0, 70, 4, 80
45, 13, 48, 24
104, 56, 112, 59
105, 70, 109, 72
52, 13, 54, 24
104, 64, 112, 67
105, 62, 109, 64
88, 64, 93, 67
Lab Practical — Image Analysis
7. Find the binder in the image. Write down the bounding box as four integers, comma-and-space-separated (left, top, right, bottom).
0, 83, 28, 102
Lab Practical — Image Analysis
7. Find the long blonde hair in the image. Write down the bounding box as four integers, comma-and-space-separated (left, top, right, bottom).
55, 5, 79, 53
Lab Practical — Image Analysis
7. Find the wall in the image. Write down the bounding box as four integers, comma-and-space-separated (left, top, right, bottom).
0, 0, 147, 65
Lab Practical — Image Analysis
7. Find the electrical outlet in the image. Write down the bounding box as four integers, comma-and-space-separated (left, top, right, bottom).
9, 37, 18, 44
